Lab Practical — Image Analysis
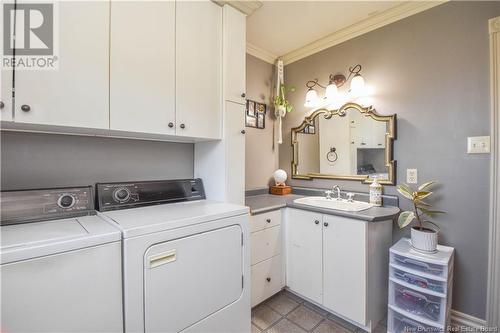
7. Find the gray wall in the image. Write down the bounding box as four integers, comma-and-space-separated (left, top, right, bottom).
1, 131, 194, 190
245, 54, 280, 190
281, 1, 499, 319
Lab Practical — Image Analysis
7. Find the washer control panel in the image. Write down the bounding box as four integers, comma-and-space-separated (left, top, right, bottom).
1, 186, 94, 226
96, 179, 205, 212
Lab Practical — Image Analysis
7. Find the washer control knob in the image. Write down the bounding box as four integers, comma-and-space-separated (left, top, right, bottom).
113, 188, 131, 203
58, 194, 75, 209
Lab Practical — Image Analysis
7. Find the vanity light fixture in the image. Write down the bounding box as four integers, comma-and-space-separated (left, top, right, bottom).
303, 64, 365, 108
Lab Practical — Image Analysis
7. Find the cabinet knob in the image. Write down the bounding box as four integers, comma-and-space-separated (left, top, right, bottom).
360, 142, 366, 146
324, 222, 329, 227
21, 104, 31, 112
0, 101, 4, 109
266, 218, 271, 223
314, 220, 320, 225
241, 93, 246, 98
241, 130, 246, 134
180, 123, 185, 129
168, 122, 174, 128
266, 277, 271, 282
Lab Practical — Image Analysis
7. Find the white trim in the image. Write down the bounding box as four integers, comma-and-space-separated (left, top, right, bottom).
246, 42, 277, 65
281, 1, 447, 65
488, 16, 500, 329
451, 310, 487, 329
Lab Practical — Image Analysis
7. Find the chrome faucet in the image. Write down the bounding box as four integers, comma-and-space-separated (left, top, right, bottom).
332, 185, 341, 200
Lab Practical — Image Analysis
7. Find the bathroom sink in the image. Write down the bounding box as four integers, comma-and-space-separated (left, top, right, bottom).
293, 196, 373, 212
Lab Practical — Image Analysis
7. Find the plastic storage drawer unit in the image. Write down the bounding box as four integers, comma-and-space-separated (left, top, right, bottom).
387, 238, 454, 332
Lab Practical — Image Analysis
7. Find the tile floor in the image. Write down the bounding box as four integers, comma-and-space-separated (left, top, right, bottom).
251, 290, 387, 333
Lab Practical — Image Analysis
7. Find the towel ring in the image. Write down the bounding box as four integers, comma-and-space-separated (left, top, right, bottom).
327, 147, 338, 163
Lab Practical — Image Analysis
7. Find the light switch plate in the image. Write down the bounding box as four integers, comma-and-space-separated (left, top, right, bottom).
467, 136, 490, 154
407, 169, 418, 184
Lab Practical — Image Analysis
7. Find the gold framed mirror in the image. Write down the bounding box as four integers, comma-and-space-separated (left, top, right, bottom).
291, 103, 397, 185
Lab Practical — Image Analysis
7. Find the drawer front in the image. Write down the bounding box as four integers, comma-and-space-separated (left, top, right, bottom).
390, 253, 446, 279
388, 308, 440, 333
250, 210, 281, 233
390, 266, 446, 295
251, 225, 281, 265
251, 255, 283, 307
389, 281, 446, 324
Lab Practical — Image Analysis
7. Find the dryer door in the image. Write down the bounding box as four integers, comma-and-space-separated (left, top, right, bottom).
144, 224, 243, 332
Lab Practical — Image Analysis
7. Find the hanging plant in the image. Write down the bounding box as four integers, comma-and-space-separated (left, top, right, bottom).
274, 84, 295, 114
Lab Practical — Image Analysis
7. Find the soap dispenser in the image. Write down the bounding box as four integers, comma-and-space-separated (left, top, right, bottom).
369, 177, 383, 206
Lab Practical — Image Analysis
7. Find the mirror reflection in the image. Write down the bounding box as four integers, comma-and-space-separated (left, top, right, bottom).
292, 103, 396, 184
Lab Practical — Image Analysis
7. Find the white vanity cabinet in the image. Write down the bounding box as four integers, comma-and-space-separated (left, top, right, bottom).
250, 210, 284, 307
13, 1, 110, 129
110, 1, 176, 135
285, 208, 392, 331
286, 209, 323, 304
1, 68, 12, 122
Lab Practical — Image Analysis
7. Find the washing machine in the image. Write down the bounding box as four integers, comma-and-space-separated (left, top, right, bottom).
96, 179, 251, 333
0, 186, 123, 333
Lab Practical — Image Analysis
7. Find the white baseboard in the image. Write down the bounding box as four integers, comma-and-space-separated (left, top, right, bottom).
451, 310, 487, 329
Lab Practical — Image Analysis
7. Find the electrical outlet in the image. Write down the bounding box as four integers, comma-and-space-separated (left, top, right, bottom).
407, 169, 418, 184
467, 136, 490, 154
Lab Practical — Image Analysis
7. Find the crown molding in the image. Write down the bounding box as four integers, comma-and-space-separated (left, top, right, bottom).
213, 1, 262, 16
246, 42, 277, 65
281, 1, 447, 65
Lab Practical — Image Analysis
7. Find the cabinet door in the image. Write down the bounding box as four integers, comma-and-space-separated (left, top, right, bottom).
223, 5, 246, 104
323, 215, 367, 325
110, 1, 175, 135
14, 1, 109, 129
225, 101, 245, 204
1, 16, 12, 122
176, 0, 222, 139
1, 67, 12, 122
286, 209, 323, 304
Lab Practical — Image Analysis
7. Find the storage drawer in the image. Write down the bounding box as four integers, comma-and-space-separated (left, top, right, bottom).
250, 210, 281, 233
389, 281, 445, 323
251, 225, 281, 265
388, 308, 442, 333
251, 255, 283, 307
391, 253, 446, 279
390, 266, 446, 294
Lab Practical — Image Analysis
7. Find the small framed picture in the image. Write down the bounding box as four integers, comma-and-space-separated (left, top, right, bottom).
256, 103, 266, 114
247, 100, 255, 116
245, 114, 256, 127
257, 112, 265, 129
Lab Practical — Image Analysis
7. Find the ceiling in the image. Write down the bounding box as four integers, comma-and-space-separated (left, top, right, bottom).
245, 1, 444, 64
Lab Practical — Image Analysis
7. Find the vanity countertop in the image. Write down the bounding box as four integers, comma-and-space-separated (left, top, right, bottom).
245, 193, 400, 222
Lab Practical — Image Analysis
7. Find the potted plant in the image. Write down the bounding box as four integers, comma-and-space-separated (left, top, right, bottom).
273, 84, 295, 116
274, 84, 295, 144
396, 181, 445, 253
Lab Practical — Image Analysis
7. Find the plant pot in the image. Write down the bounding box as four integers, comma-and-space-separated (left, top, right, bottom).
411, 226, 438, 253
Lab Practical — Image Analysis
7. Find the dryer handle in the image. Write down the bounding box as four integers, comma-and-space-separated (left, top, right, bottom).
148, 249, 177, 268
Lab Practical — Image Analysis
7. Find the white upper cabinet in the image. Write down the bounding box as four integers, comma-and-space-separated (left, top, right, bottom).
176, 0, 222, 139
110, 1, 175, 135
14, 1, 109, 129
286, 209, 323, 304
223, 6, 246, 104
323, 214, 367, 325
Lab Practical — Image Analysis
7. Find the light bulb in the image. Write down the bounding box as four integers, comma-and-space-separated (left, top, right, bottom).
350, 74, 365, 94
304, 88, 319, 108
325, 83, 338, 101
